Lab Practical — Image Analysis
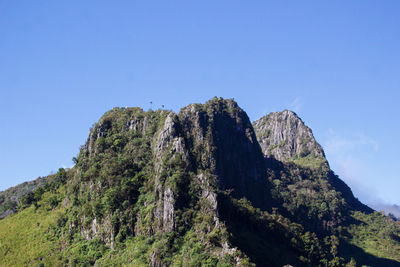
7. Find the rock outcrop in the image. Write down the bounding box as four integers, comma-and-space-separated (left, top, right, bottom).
72, 97, 272, 265
253, 110, 328, 169
253, 109, 372, 219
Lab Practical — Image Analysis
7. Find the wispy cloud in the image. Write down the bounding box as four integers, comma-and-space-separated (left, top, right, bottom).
288, 97, 303, 113
369, 202, 400, 218
325, 129, 379, 154
331, 154, 380, 203
323, 130, 380, 204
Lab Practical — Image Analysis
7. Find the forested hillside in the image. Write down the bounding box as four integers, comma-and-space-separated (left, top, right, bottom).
1, 98, 399, 266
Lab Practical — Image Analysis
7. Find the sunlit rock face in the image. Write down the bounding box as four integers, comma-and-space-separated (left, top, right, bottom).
253, 110, 328, 169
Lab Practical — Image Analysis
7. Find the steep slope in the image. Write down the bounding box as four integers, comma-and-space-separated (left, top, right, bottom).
0, 98, 271, 266
254, 110, 400, 265
253, 111, 372, 218
253, 110, 327, 169
1, 97, 400, 267
370, 203, 400, 219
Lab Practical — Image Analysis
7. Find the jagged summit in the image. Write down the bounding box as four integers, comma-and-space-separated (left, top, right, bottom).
1, 97, 399, 267
253, 109, 328, 169
253, 109, 371, 214
72, 97, 271, 264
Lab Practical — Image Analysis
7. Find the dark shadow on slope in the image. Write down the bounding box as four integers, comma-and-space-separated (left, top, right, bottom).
327, 171, 374, 214
218, 191, 400, 267
263, 156, 374, 235
211, 107, 271, 209
339, 240, 400, 267
217, 193, 308, 267
265, 156, 373, 213
177, 98, 273, 211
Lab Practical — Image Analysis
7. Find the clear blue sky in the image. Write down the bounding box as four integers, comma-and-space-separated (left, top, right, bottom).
1, 1, 399, 207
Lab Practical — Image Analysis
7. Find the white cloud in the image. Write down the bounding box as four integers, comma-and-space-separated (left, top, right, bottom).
324, 130, 379, 154
369, 202, 400, 218
332, 154, 380, 203
288, 97, 303, 113
323, 130, 380, 204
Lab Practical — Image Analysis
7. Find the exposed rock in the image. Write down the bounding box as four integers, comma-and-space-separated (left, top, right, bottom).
86, 123, 106, 155
253, 110, 328, 169
150, 251, 167, 267
152, 114, 181, 232
179, 98, 267, 196
198, 173, 220, 228
3, 97, 394, 266
126, 119, 141, 131
162, 187, 175, 231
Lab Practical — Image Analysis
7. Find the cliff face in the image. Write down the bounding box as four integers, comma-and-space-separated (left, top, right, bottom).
178, 100, 269, 206
1, 97, 399, 267
65, 99, 374, 265
70, 97, 270, 266
253, 110, 372, 216
253, 110, 328, 169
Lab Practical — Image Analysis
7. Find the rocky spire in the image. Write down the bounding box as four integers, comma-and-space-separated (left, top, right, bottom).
253, 110, 328, 169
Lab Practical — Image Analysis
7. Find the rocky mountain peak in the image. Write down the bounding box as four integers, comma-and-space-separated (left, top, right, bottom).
253, 110, 328, 169
3, 97, 400, 267
178, 97, 268, 201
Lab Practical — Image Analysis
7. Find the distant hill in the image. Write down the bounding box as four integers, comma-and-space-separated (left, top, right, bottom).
0, 177, 47, 219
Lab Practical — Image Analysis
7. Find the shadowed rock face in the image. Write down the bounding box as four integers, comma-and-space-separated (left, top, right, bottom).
178, 98, 270, 208
253, 110, 327, 168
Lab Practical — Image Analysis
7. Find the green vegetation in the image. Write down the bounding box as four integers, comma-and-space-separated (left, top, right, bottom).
0, 176, 47, 219
0, 205, 65, 266
346, 211, 400, 262
290, 153, 327, 170
1, 98, 399, 266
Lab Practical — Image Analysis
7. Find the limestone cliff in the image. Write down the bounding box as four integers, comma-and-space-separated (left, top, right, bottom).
2, 97, 397, 267
253, 109, 372, 225
253, 110, 328, 169
70, 97, 269, 266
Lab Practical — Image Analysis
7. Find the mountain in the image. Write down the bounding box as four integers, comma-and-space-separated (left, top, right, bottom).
253, 110, 327, 168
253, 110, 373, 218
1, 97, 400, 267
